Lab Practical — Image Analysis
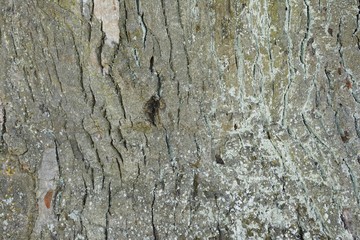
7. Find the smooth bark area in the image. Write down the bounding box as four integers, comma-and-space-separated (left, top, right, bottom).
1, 0, 360, 239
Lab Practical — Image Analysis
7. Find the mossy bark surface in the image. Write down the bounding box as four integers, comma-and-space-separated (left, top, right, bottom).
1, 0, 360, 239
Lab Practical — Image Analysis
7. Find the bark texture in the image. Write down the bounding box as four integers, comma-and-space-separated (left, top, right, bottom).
1, 0, 360, 239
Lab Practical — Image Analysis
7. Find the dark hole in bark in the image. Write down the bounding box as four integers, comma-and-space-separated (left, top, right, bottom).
144, 95, 161, 126
340, 209, 352, 230
215, 154, 225, 165
337, 67, 342, 75
341, 130, 350, 143
328, 28, 333, 36
266, 131, 271, 139
149, 56, 154, 73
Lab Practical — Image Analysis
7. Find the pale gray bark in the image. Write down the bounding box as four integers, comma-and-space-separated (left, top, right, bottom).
1, 0, 360, 239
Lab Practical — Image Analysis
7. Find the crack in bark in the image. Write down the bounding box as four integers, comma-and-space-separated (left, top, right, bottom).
90, 167, 95, 190
9, 31, 18, 57
337, 18, 344, 65
139, 13, 148, 48
54, 140, 62, 176
110, 134, 123, 161
133, 48, 140, 67
105, 181, 112, 240
114, 155, 123, 181
300, 0, 311, 66
79, 60, 86, 99
0, 105, 6, 145
156, 71, 162, 97
97, 21, 106, 74
81, 118, 96, 148
281, 0, 295, 127
108, 38, 121, 71
342, 159, 360, 205
160, 0, 175, 80
112, 83, 127, 119
89, 85, 96, 114
122, 0, 130, 42
95, 148, 105, 189
181, 36, 192, 85
68, 29, 86, 99
143, 133, 149, 148
81, 176, 88, 209
354, 0, 360, 35
141, 146, 147, 165
324, 67, 334, 107
354, 114, 360, 139
151, 184, 158, 240
149, 56, 154, 73
165, 129, 177, 171
301, 113, 328, 147
193, 134, 201, 160
110, 134, 124, 180
80, 175, 88, 237
175, 0, 184, 31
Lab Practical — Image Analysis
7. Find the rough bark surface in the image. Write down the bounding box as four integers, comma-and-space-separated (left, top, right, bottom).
1, 0, 360, 239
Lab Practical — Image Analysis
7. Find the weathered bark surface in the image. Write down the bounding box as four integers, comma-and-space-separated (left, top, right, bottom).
1, 0, 360, 239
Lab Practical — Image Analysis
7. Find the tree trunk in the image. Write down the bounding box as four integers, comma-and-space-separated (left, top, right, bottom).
1, 0, 360, 239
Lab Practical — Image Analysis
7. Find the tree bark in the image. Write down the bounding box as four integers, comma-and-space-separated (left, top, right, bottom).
1, 0, 360, 239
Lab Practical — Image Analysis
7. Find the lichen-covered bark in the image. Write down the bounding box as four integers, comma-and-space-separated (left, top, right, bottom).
1, 0, 360, 239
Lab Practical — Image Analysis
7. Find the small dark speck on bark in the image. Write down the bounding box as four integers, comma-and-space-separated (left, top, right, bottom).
215, 154, 225, 165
